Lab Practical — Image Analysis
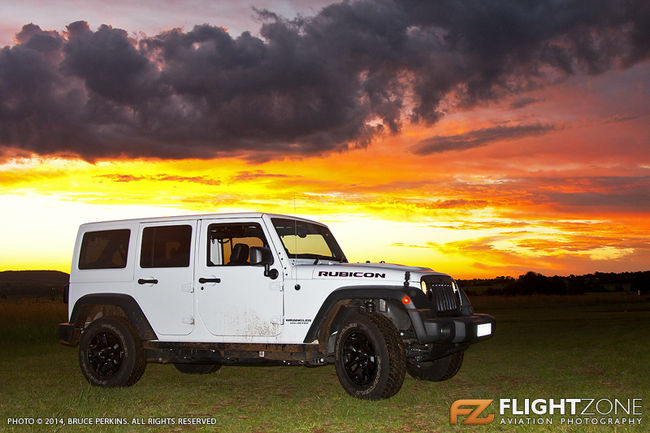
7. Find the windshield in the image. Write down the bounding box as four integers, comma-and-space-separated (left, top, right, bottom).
271, 218, 347, 262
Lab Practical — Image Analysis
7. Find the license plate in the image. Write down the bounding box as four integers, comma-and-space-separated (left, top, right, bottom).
476, 323, 492, 337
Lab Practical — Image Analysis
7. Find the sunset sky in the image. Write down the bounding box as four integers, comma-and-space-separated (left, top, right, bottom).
1, 0, 648, 278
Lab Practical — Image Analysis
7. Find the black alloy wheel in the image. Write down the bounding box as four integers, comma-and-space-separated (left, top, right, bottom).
341, 330, 377, 386
334, 313, 406, 399
78, 317, 145, 387
87, 330, 125, 378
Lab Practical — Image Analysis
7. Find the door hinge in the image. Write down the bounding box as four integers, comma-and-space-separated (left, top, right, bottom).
181, 283, 194, 293
271, 316, 284, 325
270, 282, 284, 292
181, 315, 195, 325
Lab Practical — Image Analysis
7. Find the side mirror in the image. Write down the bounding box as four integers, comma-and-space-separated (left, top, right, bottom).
249, 247, 279, 280
250, 246, 273, 266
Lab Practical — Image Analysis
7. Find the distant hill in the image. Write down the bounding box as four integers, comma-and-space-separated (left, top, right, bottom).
0, 270, 69, 299
458, 270, 650, 296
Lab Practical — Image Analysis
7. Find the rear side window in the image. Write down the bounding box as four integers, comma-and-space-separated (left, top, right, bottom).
140, 225, 192, 268
79, 229, 130, 269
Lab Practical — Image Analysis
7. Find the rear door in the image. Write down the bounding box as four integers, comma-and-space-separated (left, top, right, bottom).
134, 220, 196, 336
196, 218, 284, 337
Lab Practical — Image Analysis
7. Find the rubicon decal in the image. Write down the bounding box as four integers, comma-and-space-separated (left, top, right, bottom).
317, 271, 386, 278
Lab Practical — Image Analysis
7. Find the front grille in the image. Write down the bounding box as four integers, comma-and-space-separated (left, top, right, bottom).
422, 275, 460, 313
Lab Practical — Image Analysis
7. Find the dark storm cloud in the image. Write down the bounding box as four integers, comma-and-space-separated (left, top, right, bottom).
0, 0, 648, 160
601, 114, 642, 124
413, 123, 556, 154
509, 97, 539, 109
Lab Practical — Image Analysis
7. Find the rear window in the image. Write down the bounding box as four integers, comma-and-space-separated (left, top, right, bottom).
140, 225, 192, 268
79, 229, 130, 269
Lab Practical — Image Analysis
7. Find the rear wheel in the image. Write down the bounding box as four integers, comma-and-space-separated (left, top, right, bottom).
406, 351, 464, 381
174, 363, 221, 374
334, 313, 405, 400
79, 317, 145, 387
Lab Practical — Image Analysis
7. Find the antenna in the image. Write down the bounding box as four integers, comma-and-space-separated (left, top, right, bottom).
293, 193, 298, 257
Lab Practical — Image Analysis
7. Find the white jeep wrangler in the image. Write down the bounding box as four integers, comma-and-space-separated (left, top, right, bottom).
59, 213, 494, 399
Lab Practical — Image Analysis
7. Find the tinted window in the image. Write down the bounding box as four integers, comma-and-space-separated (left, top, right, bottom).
140, 225, 192, 268
207, 223, 268, 266
79, 229, 130, 269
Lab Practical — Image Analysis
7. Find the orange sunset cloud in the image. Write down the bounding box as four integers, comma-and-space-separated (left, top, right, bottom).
1, 1, 648, 278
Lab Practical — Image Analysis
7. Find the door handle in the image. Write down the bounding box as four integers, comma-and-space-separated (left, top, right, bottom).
138, 278, 158, 285
199, 277, 221, 284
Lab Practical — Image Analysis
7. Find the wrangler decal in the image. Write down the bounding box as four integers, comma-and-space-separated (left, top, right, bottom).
286, 318, 312, 324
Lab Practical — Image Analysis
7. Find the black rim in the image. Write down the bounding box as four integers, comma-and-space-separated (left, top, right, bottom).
87, 330, 124, 378
342, 330, 377, 386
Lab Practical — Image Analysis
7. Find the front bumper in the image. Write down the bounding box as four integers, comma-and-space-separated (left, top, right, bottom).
409, 312, 495, 344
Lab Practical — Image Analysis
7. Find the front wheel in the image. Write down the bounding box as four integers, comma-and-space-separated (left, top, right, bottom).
334, 313, 405, 400
78, 317, 145, 387
406, 351, 464, 381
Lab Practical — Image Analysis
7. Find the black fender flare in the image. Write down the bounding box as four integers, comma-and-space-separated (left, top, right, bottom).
70, 293, 157, 341
302, 285, 429, 344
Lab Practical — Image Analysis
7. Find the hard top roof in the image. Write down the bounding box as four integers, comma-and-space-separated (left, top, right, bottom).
78, 212, 324, 228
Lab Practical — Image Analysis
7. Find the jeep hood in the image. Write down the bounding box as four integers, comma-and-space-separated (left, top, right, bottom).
293, 261, 450, 283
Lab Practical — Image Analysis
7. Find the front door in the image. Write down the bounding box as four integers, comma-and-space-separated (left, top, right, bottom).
134, 220, 196, 336
196, 218, 283, 337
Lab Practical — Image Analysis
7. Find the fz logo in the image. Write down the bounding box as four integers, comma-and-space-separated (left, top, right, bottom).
450, 399, 494, 425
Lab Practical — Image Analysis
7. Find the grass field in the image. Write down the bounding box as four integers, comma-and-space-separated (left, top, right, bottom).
0, 294, 648, 432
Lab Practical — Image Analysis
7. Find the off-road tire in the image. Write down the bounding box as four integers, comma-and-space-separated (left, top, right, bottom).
79, 317, 146, 387
406, 351, 464, 381
174, 363, 221, 374
334, 313, 405, 400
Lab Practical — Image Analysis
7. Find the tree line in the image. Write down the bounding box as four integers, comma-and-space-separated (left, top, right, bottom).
458, 271, 650, 296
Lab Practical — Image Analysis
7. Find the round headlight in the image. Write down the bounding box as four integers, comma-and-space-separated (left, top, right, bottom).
420, 280, 428, 294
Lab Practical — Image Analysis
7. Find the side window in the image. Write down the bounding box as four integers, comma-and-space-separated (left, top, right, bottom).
140, 225, 192, 268
207, 223, 268, 266
79, 229, 130, 269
